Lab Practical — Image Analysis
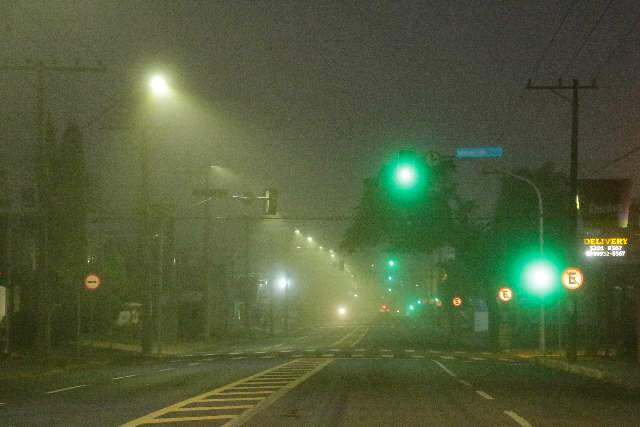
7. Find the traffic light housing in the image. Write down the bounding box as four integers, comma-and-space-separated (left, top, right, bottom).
263, 188, 278, 215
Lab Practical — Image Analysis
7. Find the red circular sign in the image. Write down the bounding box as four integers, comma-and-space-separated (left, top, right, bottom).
452, 296, 463, 307
84, 273, 101, 291
498, 287, 513, 302
562, 267, 584, 290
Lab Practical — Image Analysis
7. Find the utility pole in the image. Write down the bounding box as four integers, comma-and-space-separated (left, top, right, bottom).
0, 61, 105, 356
527, 79, 596, 362
193, 186, 228, 341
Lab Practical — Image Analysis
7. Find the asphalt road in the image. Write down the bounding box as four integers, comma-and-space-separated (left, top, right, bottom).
1, 319, 638, 426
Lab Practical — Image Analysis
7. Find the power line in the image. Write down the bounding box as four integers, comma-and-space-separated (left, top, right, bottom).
532, 0, 580, 79
493, 1, 579, 149
563, 0, 616, 76
593, 10, 640, 79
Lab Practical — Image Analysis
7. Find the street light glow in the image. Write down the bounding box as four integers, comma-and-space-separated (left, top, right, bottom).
307, 236, 313, 243
277, 276, 289, 290
294, 229, 301, 235
337, 306, 347, 317
149, 74, 171, 97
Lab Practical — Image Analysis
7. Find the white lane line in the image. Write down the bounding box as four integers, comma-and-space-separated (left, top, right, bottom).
228, 352, 243, 355
432, 360, 457, 378
188, 362, 200, 366
440, 355, 456, 360
199, 358, 215, 362
46, 385, 87, 394
476, 390, 495, 400
112, 374, 137, 381
404, 349, 416, 353
380, 349, 392, 352
159, 368, 175, 372
481, 352, 491, 355
504, 410, 533, 427
411, 355, 425, 359
231, 356, 247, 360
304, 349, 316, 352
498, 358, 514, 363
296, 336, 308, 341
471, 357, 486, 361
458, 379, 472, 387
352, 354, 364, 358
0, 402, 6, 406
381, 354, 394, 358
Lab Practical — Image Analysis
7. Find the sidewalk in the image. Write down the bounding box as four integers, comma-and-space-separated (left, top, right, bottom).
509, 350, 640, 390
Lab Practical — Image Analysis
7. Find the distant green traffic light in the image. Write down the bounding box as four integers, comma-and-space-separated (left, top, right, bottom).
387, 259, 396, 268
409, 304, 415, 311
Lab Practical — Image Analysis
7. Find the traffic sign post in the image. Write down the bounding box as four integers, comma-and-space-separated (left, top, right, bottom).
562, 267, 584, 363
84, 273, 101, 291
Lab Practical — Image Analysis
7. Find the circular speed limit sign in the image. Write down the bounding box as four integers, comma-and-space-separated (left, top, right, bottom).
84, 273, 101, 291
562, 267, 584, 290
452, 296, 463, 307
498, 287, 513, 302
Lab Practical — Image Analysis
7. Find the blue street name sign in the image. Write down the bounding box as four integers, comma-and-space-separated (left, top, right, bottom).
456, 146, 503, 159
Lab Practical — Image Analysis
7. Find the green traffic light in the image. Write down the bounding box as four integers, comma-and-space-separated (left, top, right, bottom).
382, 150, 429, 202
409, 304, 414, 311
387, 259, 396, 267
523, 259, 558, 297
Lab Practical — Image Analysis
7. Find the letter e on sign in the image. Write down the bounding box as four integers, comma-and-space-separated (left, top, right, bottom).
498, 287, 513, 302
562, 267, 584, 290
452, 296, 463, 307
85, 273, 101, 291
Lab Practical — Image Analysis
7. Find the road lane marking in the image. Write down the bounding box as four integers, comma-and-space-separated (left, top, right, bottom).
46, 385, 87, 394
224, 359, 333, 427
321, 354, 335, 358
458, 380, 472, 387
471, 357, 486, 361
158, 368, 175, 372
476, 390, 494, 400
174, 405, 255, 411
381, 354, 394, 358
504, 410, 533, 427
121, 358, 332, 427
231, 357, 246, 360
440, 355, 456, 360
432, 360, 457, 378
113, 374, 138, 381
404, 349, 416, 353
0, 403, 6, 406
330, 326, 362, 347
352, 354, 364, 358
411, 355, 425, 359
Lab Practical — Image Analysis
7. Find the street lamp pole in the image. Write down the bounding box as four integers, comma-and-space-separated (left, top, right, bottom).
490, 169, 546, 354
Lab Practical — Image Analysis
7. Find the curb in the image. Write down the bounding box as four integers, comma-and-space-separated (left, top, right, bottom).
533, 356, 638, 390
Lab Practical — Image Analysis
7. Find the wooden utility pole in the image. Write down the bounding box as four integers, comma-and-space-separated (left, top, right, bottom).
526, 79, 596, 362
0, 61, 105, 356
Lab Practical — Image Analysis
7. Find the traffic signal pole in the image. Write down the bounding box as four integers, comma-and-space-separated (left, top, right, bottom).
527, 79, 596, 362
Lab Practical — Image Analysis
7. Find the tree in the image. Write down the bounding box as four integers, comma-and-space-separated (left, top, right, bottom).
341, 151, 461, 254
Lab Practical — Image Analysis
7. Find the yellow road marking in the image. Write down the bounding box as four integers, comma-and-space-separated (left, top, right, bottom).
223, 358, 333, 426
329, 325, 363, 347
121, 358, 332, 427
173, 405, 254, 411
141, 415, 235, 423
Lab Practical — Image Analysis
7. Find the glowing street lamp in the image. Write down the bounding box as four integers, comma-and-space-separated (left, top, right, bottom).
148, 74, 171, 98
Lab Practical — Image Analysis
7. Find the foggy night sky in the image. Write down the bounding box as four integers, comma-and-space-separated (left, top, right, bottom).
2, 0, 640, 247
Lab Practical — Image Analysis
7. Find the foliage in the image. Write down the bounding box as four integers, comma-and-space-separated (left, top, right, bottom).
341, 152, 462, 254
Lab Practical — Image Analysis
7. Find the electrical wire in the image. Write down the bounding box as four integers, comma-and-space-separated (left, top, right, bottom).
562, 0, 616, 76
593, 10, 640, 79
